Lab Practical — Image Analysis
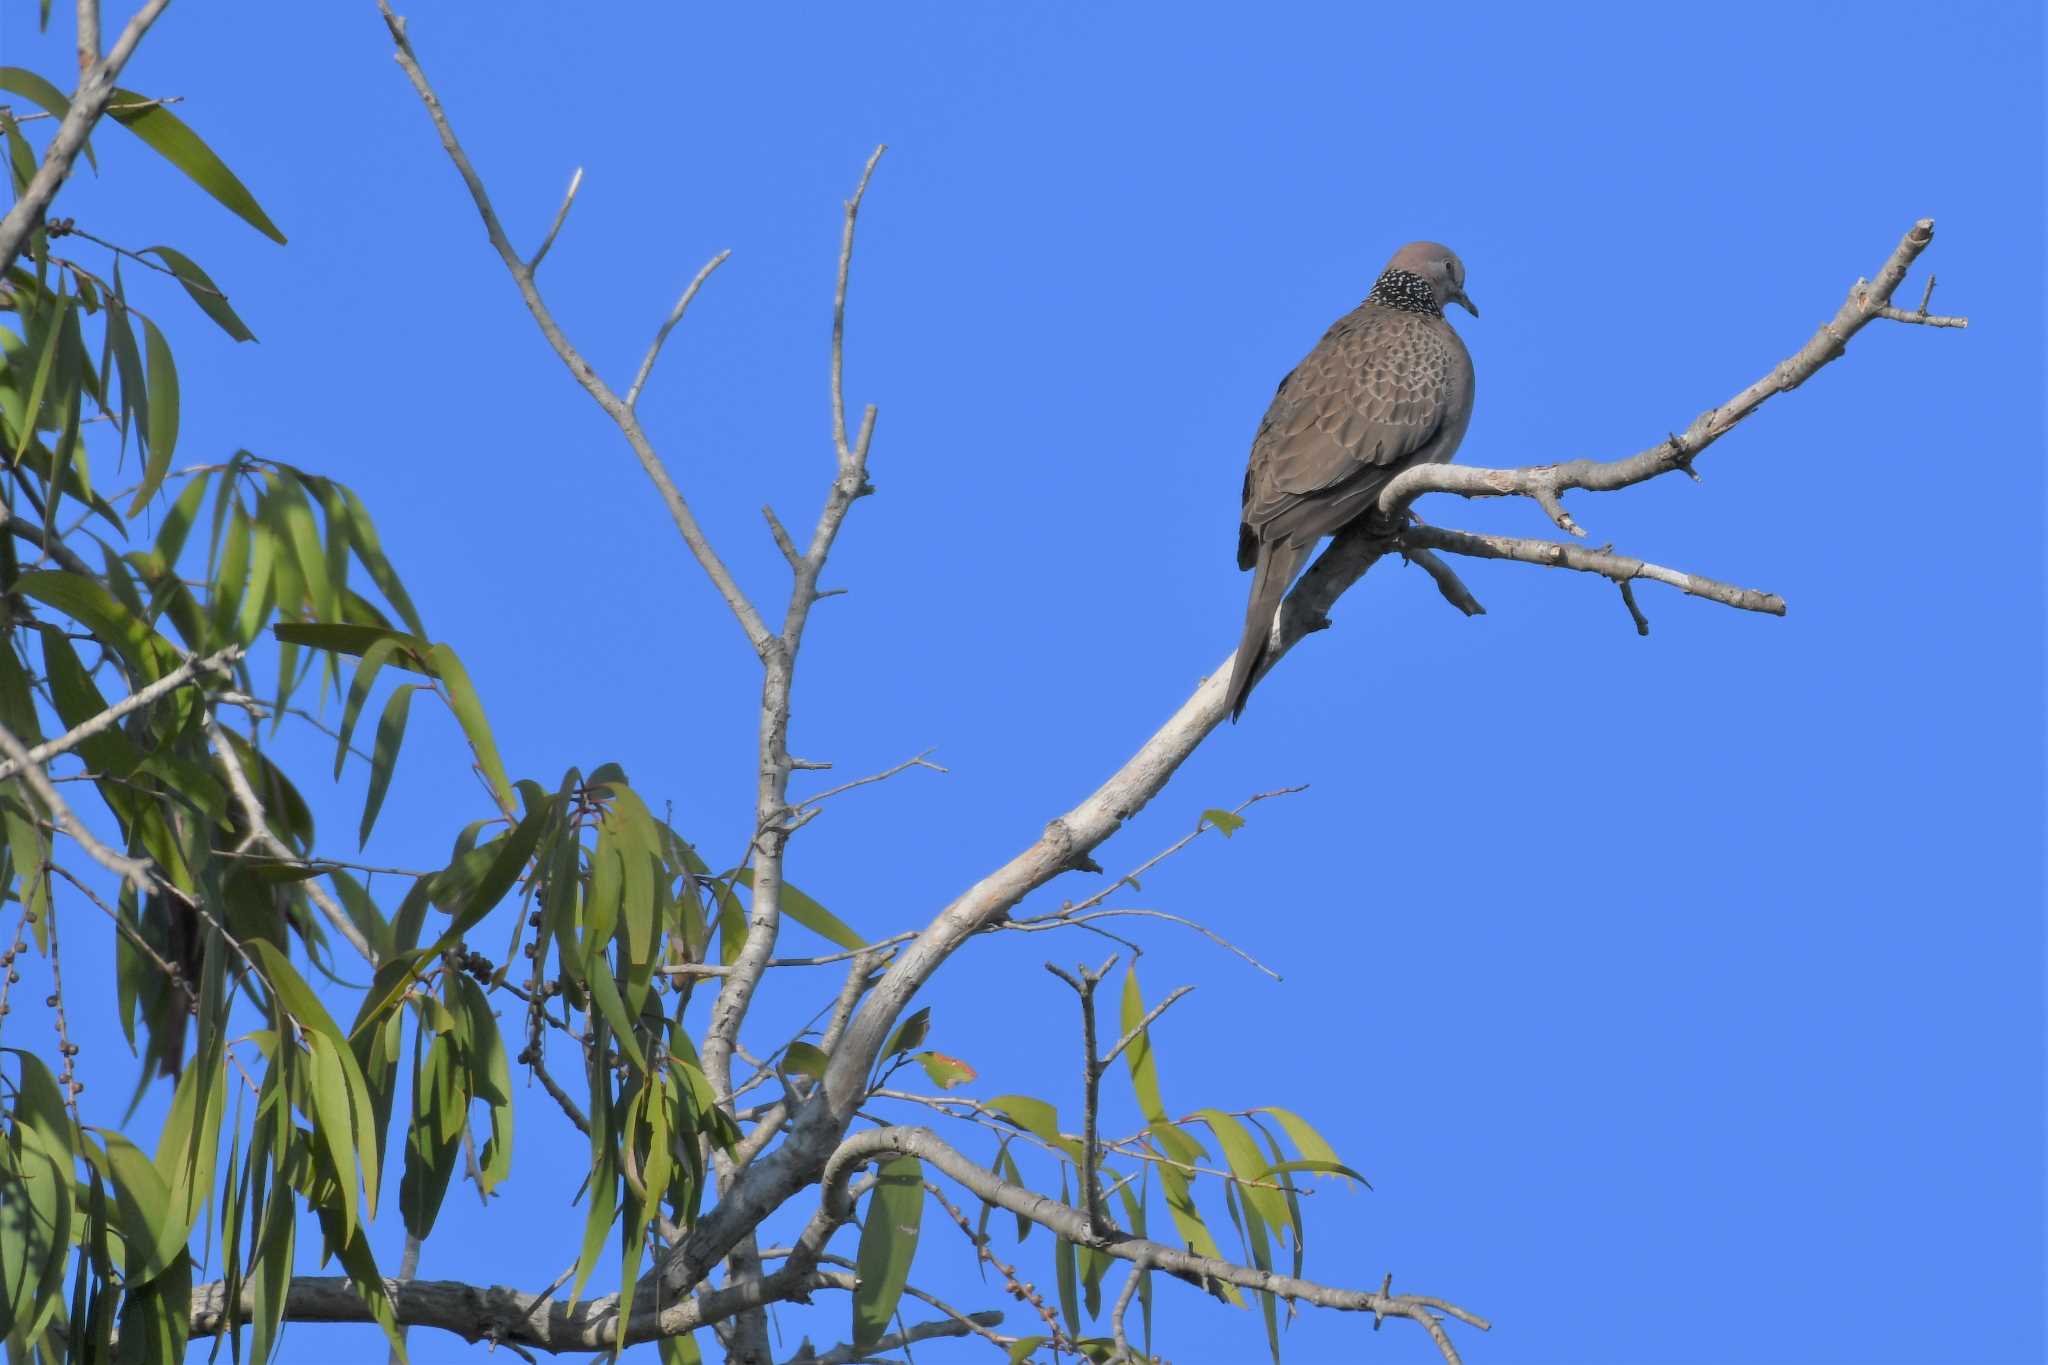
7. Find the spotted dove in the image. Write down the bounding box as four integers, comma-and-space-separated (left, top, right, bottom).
1224, 242, 1478, 720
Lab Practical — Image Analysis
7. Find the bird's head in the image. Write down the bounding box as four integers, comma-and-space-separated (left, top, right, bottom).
1384, 241, 1478, 318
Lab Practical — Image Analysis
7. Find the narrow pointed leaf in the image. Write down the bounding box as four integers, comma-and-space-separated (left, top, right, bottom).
133, 316, 178, 510
852, 1155, 923, 1347
426, 643, 513, 812
360, 683, 416, 848
140, 245, 255, 342
108, 90, 287, 242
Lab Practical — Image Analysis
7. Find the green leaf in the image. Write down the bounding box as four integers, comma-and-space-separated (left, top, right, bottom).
1054, 1167, 1080, 1334
38, 629, 144, 777
152, 1054, 226, 1243
133, 316, 178, 511
782, 1041, 828, 1081
999, 1144, 1030, 1243
583, 943, 647, 1072
1254, 1156, 1369, 1186
115, 1247, 192, 1363
427, 643, 513, 812
731, 869, 864, 950
915, 1050, 977, 1090
337, 484, 427, 638
659, 1330, 704, 1365
0, 67, 94, 176
1156, 1161, 1242, 1307
399, 1030, 463, 1241
275, 480, 334, 622
852, 1155, 923, 1347
327, 868, 395, 963
986, 1094, 1082, 1162
1006, 1338, 1047, 1364
272, 621, 429, 661
0, 1122, 71, 1337
568, 1141, 617, 1308
16, 571, 165, 681
1055, 1229, 1080, 1335
880, 1005, 931, 1060
1192, 1108, 1291, 1236
451, 974, 514, 1192
85, 1131, 184, 1282
107, 298, 147, 452
315, 1207, 406, 1362
1202, 807, 1246, 837
140, 245, 256, 342
245, 938, 348, 1043
305, 1032, 362, 1239
1253, 1107, 1359, 1183
107, 89, 287, 243
1119, 965, 1207, 1170
9, 295, 68, 463
427, 799, 549, 954
360, 682, 416, 848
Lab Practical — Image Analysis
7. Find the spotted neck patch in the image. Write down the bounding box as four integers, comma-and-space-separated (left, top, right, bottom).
1366, 268, 1441, 316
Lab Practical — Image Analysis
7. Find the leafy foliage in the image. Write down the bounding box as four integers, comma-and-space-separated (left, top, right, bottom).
0, 26, 1373, 1365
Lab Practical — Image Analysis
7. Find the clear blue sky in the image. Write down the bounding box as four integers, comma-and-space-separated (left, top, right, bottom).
12, 2, 2044, 1361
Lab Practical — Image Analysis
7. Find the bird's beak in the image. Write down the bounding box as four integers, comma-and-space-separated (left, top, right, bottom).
1451, 289, 1479, 318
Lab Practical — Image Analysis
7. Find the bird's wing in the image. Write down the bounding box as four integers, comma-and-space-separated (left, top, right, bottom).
1241, 308, 1457, 541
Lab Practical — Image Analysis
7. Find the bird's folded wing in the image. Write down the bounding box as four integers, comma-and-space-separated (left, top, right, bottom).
1245, 311, 1452, 531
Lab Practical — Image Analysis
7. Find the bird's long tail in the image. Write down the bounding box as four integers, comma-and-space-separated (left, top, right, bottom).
1224, 539, 1309, 721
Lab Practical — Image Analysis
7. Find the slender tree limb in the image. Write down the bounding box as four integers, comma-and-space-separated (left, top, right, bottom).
1046, 956, 1119, 1237
1109, 1252, 1151, 1363
0, 644, 242, 782
202, 708, 375, 964
627, 249, 732, 409
378, 4, 771, 655
0, 0, 171, 276
1375, 220, 1965, 534
1402, 545, 1487, 616
526, 166, 581, 273
1000, 907, 1280, 980
786, 1308, 1006, 1365
817, 1126, 1485, 1364
0, 719, 156, 896
1398, 525, 1786, 617
1101, 985, 1194, 1071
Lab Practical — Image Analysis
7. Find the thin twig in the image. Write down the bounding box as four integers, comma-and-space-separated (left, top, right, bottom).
626, 249, 732, 409
379, 3, 770, 654
997, 907, 1281, 981
0, 644, 242, 782
203, 709, 375, 964
526, 166, 581, 273
1100, 985, 1194, 1070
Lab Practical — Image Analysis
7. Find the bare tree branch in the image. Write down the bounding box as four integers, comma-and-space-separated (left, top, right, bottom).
1398, 525, 1786, 618
526, 166, 581, 273
1402, 545, 1487, 617
819, 1125, 1487, 1364
657, 220, 1966, 1314
0, 0, 171, 275
1375, 220, 1963, 535
377, 4, 771, 655
0, 644, 242, 782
